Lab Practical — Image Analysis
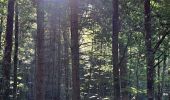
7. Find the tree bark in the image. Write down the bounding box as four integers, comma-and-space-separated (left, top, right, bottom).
112, 0, 120, 99
2, 0, 15, 99
144, 0, 155, 100
35, 0, 45, 100
70, 0, 80, 99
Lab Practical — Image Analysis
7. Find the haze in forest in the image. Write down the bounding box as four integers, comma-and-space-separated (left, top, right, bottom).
0, 0, 170, 100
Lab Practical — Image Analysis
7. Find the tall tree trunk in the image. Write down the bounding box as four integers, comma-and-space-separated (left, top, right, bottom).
119, 42, 128, 100
112, 0, 120, 99
56, 14, 61, 100
161, 53, 167, 100
136, 60, 139, 99
70, 0, 80, 99
35, 0, 45, 100
2, 0, 15, 99
157, 58, 161, 100
13, 2, 19, 100
97, 41, 103, 96
0, 4, 4, 50
48, 4, 61, 99
144, 0, 155, 100
63, 30, 70, 100
88, 41, 94, 95
48, 6, 56, 99
0, 16, 3, 49
136, 52, 140, 100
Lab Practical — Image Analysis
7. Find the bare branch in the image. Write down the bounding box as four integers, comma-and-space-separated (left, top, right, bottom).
153, 29, 170, 54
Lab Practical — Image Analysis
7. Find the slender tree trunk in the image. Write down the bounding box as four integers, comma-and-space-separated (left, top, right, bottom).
128, 46, 132, 100
136, 53, 140, 100
63, 30, 70, 100
161, 53, 167, 100
157, 58, 161, 100
13, 2, 19, 100
49, 6, 57, 99
48, 4, 62, 99
0, 4, 4, 50
98, 41, 103, 96
144, 0, 155, 100
48, 12, 54, 99
0, 16, 3, 49
56, 14, 61, 100
88, 41, 94, 95
119, 42, 128, 100
70, 0, 80, 99
35, 0, 45, 100
112, 0, 120, 99
2, 0, 15, 99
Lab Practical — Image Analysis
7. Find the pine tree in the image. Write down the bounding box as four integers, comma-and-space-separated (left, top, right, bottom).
2, 0, 15, 99
13, 2, 19, 100
144, 0, 154, 100
70, 0, 80, 99
35, 0, 45, 100
112, 0, 120, 99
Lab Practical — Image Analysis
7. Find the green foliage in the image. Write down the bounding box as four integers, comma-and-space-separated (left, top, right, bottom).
0, 0, 169, 99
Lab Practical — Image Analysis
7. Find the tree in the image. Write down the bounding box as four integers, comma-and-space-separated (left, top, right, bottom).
1, 0, 15, 99
63, 30, 70, 100
13, 2, 19, 100
48, 3, 61, 99
119, 42, 128, 100
70, 0, 80, 99
0, 12, 3, 49
0, 0, 169, 99
144, 0, 155, 100
35, 0, 45, 100
112, 0, 120, 99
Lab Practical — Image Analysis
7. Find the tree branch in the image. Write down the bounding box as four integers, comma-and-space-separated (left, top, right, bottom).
154, 59, 164, 69
153, 29, 169, 54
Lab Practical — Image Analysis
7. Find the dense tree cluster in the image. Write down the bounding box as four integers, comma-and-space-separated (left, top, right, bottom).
0, 0, 170, 100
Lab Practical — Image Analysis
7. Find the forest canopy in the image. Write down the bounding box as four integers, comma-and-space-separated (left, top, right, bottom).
0, 0, 170, 100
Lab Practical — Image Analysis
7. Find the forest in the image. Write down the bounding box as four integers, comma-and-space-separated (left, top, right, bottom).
0, 0, 170, 100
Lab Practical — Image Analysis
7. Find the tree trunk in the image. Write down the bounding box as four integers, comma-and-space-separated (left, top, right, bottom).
56, 14, 61, 100
128, 46, 132, 100
63, 30, 70, 100
2, 0, 15, 99
35, 0, 45, 100
0, 16, 3, 49
119, 42, 128, 100
161, 53, 167, 100
88, 41, 94, 95
112, 0, 120, 99
70, 0, 80, 99
136, 52, 140, 100
0, 4, 4, 50
13, 2, 19, 100
144, 0, 155, 100
48, 4, 61, 99
157, 58, 161, 100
